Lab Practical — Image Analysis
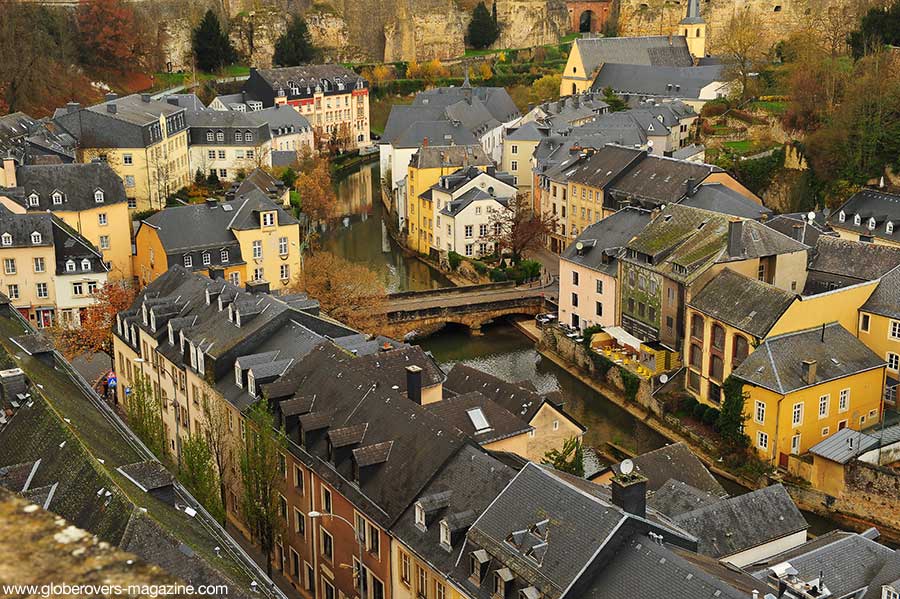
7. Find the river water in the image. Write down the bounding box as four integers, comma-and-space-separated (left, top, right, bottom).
323, 162, 837, 534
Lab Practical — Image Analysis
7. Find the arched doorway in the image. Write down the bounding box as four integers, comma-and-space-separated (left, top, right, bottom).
579, 10, 595, 32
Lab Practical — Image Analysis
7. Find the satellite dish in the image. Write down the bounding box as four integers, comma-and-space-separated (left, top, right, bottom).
647, 139, 654, 147
807, 211, 816, 223
575, 241, 584, 251
659, 373, 669, 384
620, 459, 634, 475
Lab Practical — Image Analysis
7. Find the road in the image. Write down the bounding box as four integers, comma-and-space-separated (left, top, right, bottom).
384, 281, 557, 313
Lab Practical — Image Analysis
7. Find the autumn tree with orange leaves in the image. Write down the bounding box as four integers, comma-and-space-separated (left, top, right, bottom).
294, 154, 339, 249
52, 282, 136, 360
76, 0, 137, 72
299, 253, 387, 332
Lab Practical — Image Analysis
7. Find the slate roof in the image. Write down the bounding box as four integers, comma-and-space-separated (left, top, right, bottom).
862, 265, 900, 319
414, 86, 521, 124
832, 188, 900, 243
390, 445, 517, 580
228, 168, 286, 201
731, 322, 885, 394
610, 443, 725, 496
162, 93, 206, 110
574, 36, 694, 75
808, 236, 900, 282
409, 145, 491, 169
53, 94, 185, 149
764, 214, 833, 247
562, 144, 645, 189
647, 479, 723, 518
591, 64, 726, 99
118, 461, 175, 491
394, 120, 479, 149
444, 363, 548, 422
439, 188, 509, 217
242, 105, 311, 134
672, 484, 807, 558
15, 162, 127, 211
10, 333, 54, 356
425, 391, 533, 444
808, 427, 881, 464
688, 269, 796, 338
606, 153, 721, 208
560, 207, 653, 277
506, 121, 550, 142
680, 183, 771, 220
253, 64, 364, 98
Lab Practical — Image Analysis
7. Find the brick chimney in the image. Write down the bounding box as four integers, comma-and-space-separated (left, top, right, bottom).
611, 470, 647, 518
801, 359, 817, 386
406, 365, 423, 405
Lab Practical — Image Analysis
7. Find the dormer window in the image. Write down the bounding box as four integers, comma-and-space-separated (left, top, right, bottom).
888, 221, 894, 234
868, 217, 877, 230
262, 212, 275, 227
150, 311, 157, 331
27, 193, 38, 207
245, 131, 253, 142
884, 587, 900, 599
854, 214, 862, 226
206, 131, 214, 142
189, 342, 197, 369
470, 550, 489, 583
439, 520, 451, 549
179, 330, 185, 352
235, 131, 243, 142
65, 260, 75, 272
235, 363, 243, 388
52, 191, 63, 205
415, 503, 426, 530
838, 210, 846, 222
0, 233, 10, 246
221, 249, 229, 263
197, 350, 205, 375
216, 131, 224, 142
202, 252, 211, 266
168, 322, 175, 345
30, 232, 41, 245
141, 304, 148, 325
494, 569, 513, 598
81, 258, 91, 271
248, 371, 256, 397
94, 189, 104, 203
184, 255, 192, 268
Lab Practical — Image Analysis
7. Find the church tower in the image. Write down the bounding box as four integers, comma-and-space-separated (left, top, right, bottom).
680, 0, 706, 62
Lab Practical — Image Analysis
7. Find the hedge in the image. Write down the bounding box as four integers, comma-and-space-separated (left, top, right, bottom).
589, 351, 615, 378
620, 367, 640, 403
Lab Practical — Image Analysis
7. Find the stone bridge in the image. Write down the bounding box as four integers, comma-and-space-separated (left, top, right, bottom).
377, 281, 555, 339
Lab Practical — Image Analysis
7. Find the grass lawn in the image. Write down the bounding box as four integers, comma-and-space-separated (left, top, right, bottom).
723, 139, 781, 156
751, 100, 787, 115
370, 93, 413, 135
150, 64, 251, 92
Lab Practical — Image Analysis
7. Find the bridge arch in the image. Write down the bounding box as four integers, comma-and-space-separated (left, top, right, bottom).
579, 10, 596, 32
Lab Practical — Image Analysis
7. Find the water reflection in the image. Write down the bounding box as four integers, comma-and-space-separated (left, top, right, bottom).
320, 162, 452, 292
418, 320, 667, 455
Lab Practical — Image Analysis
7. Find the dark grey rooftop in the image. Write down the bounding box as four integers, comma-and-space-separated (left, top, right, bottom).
732, 322, 885, 394
574, 35, 694, 75
808, 235, 900, 282
680, 183, 772, 220
410, 144, 491, 169
832, 188, 900, 243
862, 265, 900, 319
425, 391, 533, 445
688, 269, 796, 338
560, 207, 652, 277
591, 63, 726, 99
808, 427, 881, 464
610, 442, 726, 496
444, 363, 547, 423
647, 479, 723, 518
15, 162, 127, 212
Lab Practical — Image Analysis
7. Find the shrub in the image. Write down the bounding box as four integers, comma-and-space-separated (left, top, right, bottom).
701, 99, 730, 117
702, 406, 720, 426
489, 268, 508, 282
620, 368, 640, 403
692, 402, 707, 421
447, 251, 463, 270
679, 396, 699, 414
581, 324, 604, 349
472, 261, 489, 274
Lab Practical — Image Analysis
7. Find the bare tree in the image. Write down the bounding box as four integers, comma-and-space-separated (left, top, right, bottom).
202, 392, 232, 524
720, 7, 766, 100
488, 193, 558, 261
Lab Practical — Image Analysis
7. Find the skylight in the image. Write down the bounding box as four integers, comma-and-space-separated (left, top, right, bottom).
466, 408, 491, 433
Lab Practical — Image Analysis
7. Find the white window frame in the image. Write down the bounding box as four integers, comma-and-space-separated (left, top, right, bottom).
818, 394, 830, 419
252, 240, 262, 259
0, 233, 10, 246
890, 320, 900, 340
262, 212, 276, 227
184, 255, 193, 268
792, 402, 803, 426
839, 388, 850, 412
757, 431, 769, 450
30, 232, 41, 245
94, 189, 104, 203
888, 352, 900, 372
755, 400, 765, 424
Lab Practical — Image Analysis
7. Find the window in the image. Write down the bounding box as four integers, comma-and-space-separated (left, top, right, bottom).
436, 582, 446, 599
202, 252, 211, 266
755, 400, 766, 424
320, 528, 334, 561
219, 169, 227, 178
184, 255, 192, 268
511, 160, 518, 170
94, 189, 104, 203
7, 285, 18, 300
245, 132, 253, 142
691, 314, 704, 340
888, 352, 900, 372
572, 271, 579, 285
511, 144, 518, 154
235, 131, 243, 142
280, 264, 290, 280
417, 566, 427, 598
33, 257, 44, 273
709, 355, 724, 381
440, 520, 451, 548
208, 150, 216, 160
220, 249, 229, 263
81, 258, 90, 271
595, 301, 603, 317
52, 192, 63, 205
465, 244, 473, 257
839, 388, 850, 412
279, 236, 288, 255
479, 223, 487, 237
262, 212, 275, 227
125, 177, 135, 189
65, 260, 75, 272
861, 313, 871, 332
689, 344, 702, 369
822, 427, 830, 437
87, 280, 97, 294
757, 431, 769, 450
294, 508, 306, 536
98, 213, 108, 226
252, 240, 262, 259
0, 233, 10, 247
36, 282, 48, 298
792, 402, 803, 426
819, 394, 830, 419
216, 131, 224, 142
891, 321, 900, 340
3, 258, 15, 275
596, 279, 603, 294
571, 292, 578, 307
206, 131, 214, 142
400, 552, 411, 586
465, 225, 473, 238
322, 578, 334, 599
30, 232, 41, 245
711, 324, 725, 350
278, 494, 288, 519
884, 588, 900, 599
322, 487, 332, 513
27, 193, 38, 207
732, 335, 749, 368
253, 267, 264, 281
229, 272, 239, 286
123, 153, 133, 165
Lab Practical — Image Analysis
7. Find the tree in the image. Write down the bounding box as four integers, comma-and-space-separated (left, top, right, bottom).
181, 431, 224, 521
601, 87, 628, 111
542, 436, 584, 477
300, 252, 387, 332
488, 193, 558, 261
192, 9, 236, 73
202, 392, 232, 524
371, 64, 394, 87
124, 371, 166, 458
478, 61, 493, 80
530, 73, 561, 104
239, 400, 286, 578
720, 7, 766, 100
406, 60, 423, 79
420, 59, 450, 87
294, 155, 338, 248
76, 0, 135, 71
273, 15, 319, 67
718, 376, 750, 448
51, 282, 135, 360
849, 1, 900, 59
468, 1, 500, 49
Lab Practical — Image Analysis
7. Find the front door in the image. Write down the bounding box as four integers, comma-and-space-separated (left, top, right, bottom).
791, 433, 801, 455
571, 314, 580, 329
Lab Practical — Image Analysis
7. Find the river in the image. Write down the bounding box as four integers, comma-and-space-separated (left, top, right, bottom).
324, 163, 840, 534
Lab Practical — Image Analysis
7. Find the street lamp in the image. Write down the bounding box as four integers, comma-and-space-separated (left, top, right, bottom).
308, 511, 365, 599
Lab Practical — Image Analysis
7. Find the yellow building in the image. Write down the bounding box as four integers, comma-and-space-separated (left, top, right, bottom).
53, 93, 191, 211
830, 189, 900, 248
679, 0, 706, 62
732, 323, 886, 464
133, 192, 302, 290
7, 162, 133, 281
406, 145, 491, 256
858, 266, 900, 406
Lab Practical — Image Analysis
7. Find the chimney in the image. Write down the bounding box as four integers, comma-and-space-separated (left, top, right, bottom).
685, 177, 696, 197
245, 280, 270, 294
105, 92, 118, 103
205, 198, 217, 208
801, 359, 817, 386
727, 218, 743, 258
406, 365, 423, 405
107, 103, 117, 114
423, 136, 429, 147
611, 470, 647, 518
791, 223, 804, 242
141, 93, 151, 103
66, 101, 81, 114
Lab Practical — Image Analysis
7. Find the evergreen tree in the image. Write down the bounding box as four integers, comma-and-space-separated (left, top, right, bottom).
718, 376, 750, 448
192, 9, 236, 73
542, 436, 584, 477
468, 2, 500, 49
273, 15, 319, 67
849, 2, 900, 59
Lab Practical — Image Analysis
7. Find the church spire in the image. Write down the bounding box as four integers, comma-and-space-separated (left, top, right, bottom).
681, 0, 704, 24
463, 66, 472, 88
